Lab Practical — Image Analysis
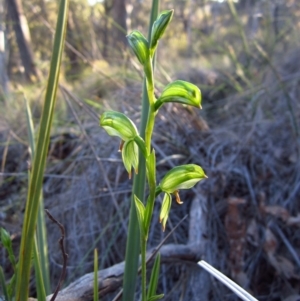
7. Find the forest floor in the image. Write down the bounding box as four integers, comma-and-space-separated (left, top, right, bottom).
1, 3, 300, 301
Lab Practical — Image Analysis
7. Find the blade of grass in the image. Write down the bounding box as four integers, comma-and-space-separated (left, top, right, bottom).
122, 2, 159, 301
94, 249, 99, 301
33, 236, 46, 300
24, 96, 50, 300
147, 253, 161, 300
15, 1, 69, 300
36, 199, 51, 293
25, 96, 51, 296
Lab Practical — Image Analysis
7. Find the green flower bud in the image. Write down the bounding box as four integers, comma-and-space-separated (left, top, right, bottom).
154, 80, 202, 111
159, 193, 172, 231
127, 30, 149, 66
122, 140, 139, 179
158, 164, 207, 204
100, 111, 138, 141
150, 10, 174, 54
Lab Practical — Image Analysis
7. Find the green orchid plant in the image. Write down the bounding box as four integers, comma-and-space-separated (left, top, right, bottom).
100, 9, 206, 301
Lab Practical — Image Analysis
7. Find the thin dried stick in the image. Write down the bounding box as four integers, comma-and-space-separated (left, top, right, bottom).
45, 209, 68, 301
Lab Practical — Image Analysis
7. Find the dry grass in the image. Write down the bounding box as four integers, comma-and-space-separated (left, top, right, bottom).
1, 2, 300, 300
2, 54, 300, 298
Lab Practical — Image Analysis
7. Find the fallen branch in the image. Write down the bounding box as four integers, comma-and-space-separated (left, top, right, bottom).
43, 242, 203, 301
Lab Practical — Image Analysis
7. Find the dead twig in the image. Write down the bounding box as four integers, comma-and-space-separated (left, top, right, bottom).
45, 209, 68, 301
42, 242, 202, 301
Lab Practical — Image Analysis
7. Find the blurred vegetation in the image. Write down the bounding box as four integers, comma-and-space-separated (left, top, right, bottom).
1, 0, 300, 300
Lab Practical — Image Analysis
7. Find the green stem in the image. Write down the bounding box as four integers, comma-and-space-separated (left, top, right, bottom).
134, 136, 148, 158
121, 2, 161, 300
141, 48, 157, 301
141, 238, 147, 301
144, 59, 156, 153
145, 106, 156, 154
123, 3, 158, 295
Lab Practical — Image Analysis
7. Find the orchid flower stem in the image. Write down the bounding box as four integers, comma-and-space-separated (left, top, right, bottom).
101, 8, 205, 301
141, 239, 147, 301
141, 51, 157, 301
145, 59, 156, 154
141, 189, 157, 301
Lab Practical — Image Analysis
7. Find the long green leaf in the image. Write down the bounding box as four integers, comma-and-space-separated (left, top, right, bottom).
33, 236, 46, 300
147, 253, 161, 300
122, 2, 159, 301
25, 96, 51, 296
15, 1, 69, 300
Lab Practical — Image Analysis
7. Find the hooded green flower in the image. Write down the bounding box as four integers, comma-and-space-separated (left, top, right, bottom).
100, 111, 146, 178
157, 164, 207, 204
127, 30, 149, 66
150, 10, 174, 54
160, 164, 206, 192
154, 80, 202, 111
100, 111, 138, 141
